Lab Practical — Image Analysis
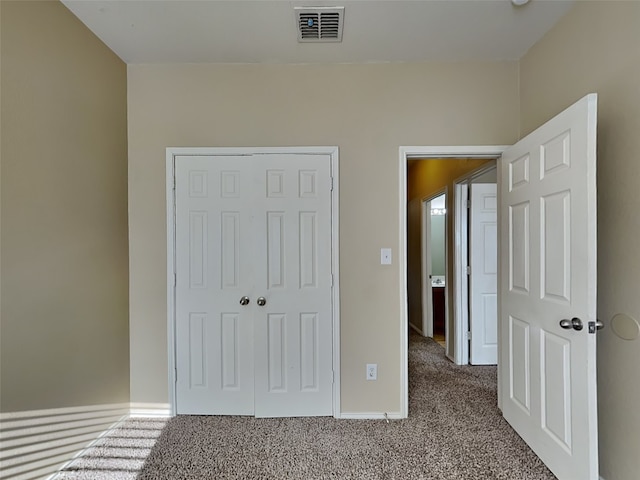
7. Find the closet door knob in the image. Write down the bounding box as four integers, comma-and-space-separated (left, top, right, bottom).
559, 317, 583, 331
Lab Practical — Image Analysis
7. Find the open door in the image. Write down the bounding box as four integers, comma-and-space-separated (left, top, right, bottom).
421, 192, 447, 341
500, 94, 598, 479
421, 198, 434, 337
469, 183, 497, 365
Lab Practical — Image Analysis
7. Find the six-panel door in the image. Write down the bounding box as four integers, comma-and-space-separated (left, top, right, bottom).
470, 183, 498, 365
174, 153, 333, 417
500, 94, 598, 480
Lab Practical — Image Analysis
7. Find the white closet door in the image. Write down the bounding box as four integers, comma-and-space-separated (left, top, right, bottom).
253, 154, 333, 417
175, 155, 256, 415
175, 153, 334, 417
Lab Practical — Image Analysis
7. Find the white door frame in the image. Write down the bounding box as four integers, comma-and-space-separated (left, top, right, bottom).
166, 146, 341, 417
420, 189, 447, 339
453, 181, 470, 365
399, 146, 506, 418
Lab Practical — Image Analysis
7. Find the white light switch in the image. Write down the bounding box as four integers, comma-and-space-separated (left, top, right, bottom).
381, 248, 392, 265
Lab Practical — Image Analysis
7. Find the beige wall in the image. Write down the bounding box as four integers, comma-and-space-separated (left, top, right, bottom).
406, 158, 493, 353
128, 62, 519, 412
0, 1, 129, 412
520, 2, 640, 479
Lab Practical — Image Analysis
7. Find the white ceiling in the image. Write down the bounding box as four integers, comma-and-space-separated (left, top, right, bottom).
61, 0, 574, 65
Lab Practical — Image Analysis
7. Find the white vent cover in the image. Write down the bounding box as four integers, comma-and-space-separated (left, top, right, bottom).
295, 7, 344, 43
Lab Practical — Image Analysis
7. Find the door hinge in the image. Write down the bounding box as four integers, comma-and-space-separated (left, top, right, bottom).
330, 177, 334, 191
332, 371, 335, 384
467, 199, 471, 209
174, 366, 178, 383
466, 266, 471, 275
173, 272, 177, 287
330, 273, 334, 287
467, 331, 472, 341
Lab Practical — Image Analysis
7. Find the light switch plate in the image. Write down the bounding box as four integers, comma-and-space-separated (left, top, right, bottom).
381, 248, 392, 265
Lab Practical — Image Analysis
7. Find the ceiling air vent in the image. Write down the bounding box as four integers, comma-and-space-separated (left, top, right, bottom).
295, 7, 344, 43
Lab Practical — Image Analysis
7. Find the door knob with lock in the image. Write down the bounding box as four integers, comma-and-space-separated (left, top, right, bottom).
559, 317, 583, 331
588, 320, 604, 333
239, 296, 250, 306
257, 297, 267, 306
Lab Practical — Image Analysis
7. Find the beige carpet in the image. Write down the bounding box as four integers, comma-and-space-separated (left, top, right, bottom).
56, 333, 556, 479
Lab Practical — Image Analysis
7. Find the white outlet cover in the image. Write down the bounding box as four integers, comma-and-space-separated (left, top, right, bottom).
366, 363, 377, 380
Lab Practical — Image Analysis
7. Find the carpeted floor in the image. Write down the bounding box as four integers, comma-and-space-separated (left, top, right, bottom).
53, 418, 168, 480
56, 333, 556, 479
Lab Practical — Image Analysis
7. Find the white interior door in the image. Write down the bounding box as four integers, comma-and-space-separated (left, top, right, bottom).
469, 183, 497, 365
175, 153, 333, 417
500, 94, 598, 479
253, 154, 333, 417
175, 155, 255, 415
422, 199, 434, 337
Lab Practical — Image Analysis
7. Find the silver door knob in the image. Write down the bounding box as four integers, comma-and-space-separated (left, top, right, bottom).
559, 317, 583, 331
239, 296, 250, 306
588, 320, 605, 333
257, 297, 266, 306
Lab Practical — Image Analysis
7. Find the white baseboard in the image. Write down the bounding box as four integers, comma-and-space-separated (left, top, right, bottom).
0, 403, 129, 480
409, 322, 424, 336
338, 412, 403, 420
129, 402, 172, 418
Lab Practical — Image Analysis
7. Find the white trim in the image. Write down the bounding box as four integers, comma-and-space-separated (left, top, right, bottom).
496, 158, 504, 410
442, 188, 451, 361
409, 321, 424, 336
165, 146, 335, 157
166, 151, 177, 417
452, 162, 498, 187
399, 146, 507, 418
422, 197, 432, 337
0, 404, 129, 480
420, 188, 448, 351
339, 412, 403, 420
129, 403, 172, 418
329, 150, 341, 419
398, 151, 409, 419
454, 182, 470, 365
166, 146, 341, 418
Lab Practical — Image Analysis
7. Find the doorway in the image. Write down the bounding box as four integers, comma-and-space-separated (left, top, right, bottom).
400, 146, 506, 417
453, 165, 498, 365
406, 156, 499, 365
421, 192, 447, 348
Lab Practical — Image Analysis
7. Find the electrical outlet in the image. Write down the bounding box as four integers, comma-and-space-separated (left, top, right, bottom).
366, 363, 377, 381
